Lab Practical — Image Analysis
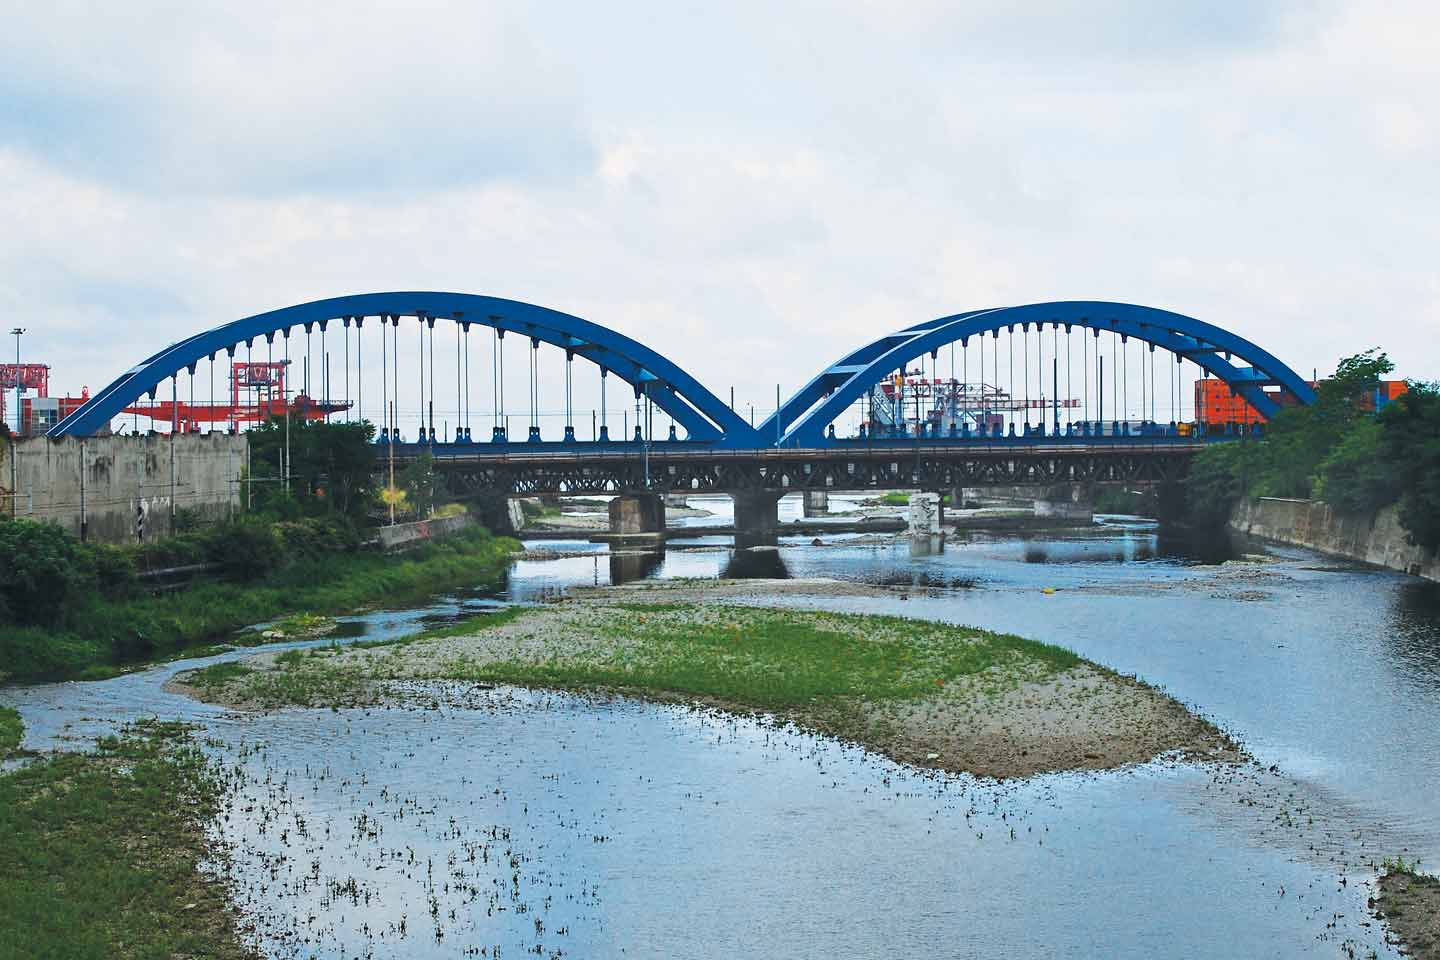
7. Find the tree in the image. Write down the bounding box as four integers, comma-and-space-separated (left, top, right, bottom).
246, 418, 377, 521
1183, 349, 1396, 527
1185, 441, 1265, 528
0, 519, 98, 627
1257, 348, 1395, 499
1375, 381, 1440, 551
398, 453, 437, 519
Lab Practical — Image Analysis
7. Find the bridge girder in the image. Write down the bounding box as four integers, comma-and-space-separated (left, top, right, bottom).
430, 443, 1200, 498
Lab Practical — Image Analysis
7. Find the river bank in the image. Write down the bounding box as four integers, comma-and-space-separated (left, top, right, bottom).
0, 526, 521, 684
1231, 496, 1440, 582
1375, 864, 1440, 959
173, 583, 1241, 779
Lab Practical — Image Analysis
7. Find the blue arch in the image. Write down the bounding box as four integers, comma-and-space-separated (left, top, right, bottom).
766, 301, 1317, 446
49, 292, 761, 445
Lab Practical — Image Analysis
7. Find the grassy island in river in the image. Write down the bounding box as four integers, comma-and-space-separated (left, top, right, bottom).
176, 583, 1241, 779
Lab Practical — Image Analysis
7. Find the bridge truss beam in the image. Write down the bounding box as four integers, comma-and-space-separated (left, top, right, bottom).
427, 442, 1203, 498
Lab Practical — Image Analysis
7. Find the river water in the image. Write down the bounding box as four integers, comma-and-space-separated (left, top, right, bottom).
4, 493, 1438, 958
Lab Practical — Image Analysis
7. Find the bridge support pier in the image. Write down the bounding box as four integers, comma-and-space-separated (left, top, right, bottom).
732, 490, 783, 547
607, 493, 666, 544
802, 490, 828, 517
1033, 483, 1094, 523
664, 493, 689, 509
908, 492, 944, 554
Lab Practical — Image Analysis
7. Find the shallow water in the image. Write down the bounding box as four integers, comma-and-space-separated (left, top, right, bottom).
5, 498, 1437, 957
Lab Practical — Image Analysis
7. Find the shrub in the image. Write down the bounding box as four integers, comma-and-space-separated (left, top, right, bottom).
78, 542, 138, 600
216, 519, 282, 581
0, 519, 91, 628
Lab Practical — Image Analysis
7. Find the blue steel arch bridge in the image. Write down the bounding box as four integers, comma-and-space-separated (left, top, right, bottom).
49, 293, 1315, 519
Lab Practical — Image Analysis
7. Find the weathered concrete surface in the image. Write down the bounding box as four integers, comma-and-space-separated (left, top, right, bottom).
731, 490, 782, 546
608, 494, 666, 535
802, 490, 828, 517
907, 492, 941, 536
375, 513, 476, 551
0, 434, 245, 543
1034, 498, 1095, 522
1231, 497, 1440, 582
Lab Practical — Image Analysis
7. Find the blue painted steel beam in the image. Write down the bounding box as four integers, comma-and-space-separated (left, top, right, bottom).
50, 292, 762, 446
758, 308, 997, 441
774, 301, 1317, 447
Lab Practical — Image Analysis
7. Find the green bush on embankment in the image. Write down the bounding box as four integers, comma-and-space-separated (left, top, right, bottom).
0, 519, 519, 683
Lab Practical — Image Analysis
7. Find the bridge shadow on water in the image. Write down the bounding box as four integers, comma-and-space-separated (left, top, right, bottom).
721, 546, 791, 580
604, 545, 794, 584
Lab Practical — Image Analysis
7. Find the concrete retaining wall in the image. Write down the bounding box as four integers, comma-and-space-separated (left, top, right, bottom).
375, 512, 476, 551
1, 434, 246, 543
1230, 497, 1440, 581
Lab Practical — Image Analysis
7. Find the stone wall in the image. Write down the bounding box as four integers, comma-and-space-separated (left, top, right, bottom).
1230, 497, 1440, 581
0, 434, 246, 543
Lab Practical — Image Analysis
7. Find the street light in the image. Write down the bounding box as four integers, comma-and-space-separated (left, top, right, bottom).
9, 327, 24, 518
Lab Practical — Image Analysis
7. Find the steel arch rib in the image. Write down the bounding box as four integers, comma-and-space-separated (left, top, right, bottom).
777, 301, 1317, 446
49, 292, 761, 445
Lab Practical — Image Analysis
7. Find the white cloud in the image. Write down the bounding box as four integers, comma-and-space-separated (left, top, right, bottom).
2, 0, 1439, 432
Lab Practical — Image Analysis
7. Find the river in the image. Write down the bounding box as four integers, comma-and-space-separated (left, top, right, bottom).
4, 493, 1437, 958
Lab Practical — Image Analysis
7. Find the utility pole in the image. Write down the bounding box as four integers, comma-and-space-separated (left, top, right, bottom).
283, 357, 292, 497
642, 385, 651, 489
170, 374, 177, 530
1098, 355, 1105, 432
1053, 357, 1059, 435
776, 384, 781, 446
9, 327, 23, 518
388, 400, 396, 525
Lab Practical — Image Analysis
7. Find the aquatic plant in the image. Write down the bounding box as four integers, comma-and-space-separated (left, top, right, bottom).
0, 720, 248, 959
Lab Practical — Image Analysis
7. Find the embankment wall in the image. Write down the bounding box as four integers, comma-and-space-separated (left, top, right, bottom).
0, 434, 246, 543
1230, 497, 1440, 582
374, 512, 476, 551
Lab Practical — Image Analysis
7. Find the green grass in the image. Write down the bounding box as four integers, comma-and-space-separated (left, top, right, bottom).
877, 492, 911, 506
190, 603, 1084, 728
0, 528, 521, 683
0, 707, 21, 757
184, 660, 255, 689
1383, 855, 1428, 877
0, 720, 249, 960
456, 605, 1078, 710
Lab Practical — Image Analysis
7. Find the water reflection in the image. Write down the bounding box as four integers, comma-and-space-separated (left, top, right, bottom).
610, 549, 665, 585
1387, 580, 1440, 682
908, 535, 945, 557
721, 546, 791, 579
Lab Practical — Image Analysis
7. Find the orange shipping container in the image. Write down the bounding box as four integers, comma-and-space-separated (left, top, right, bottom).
1192, 378, 1408, 424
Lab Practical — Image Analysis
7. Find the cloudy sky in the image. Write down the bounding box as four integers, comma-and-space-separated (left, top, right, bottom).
2, 1, 1436, 433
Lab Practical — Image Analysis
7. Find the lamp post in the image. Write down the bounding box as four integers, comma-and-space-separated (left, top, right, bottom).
9, 327, 23, 518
